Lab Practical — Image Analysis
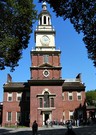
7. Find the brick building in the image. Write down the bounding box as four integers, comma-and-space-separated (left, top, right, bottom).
0, 102, 3, 125
2, 2, 86, 127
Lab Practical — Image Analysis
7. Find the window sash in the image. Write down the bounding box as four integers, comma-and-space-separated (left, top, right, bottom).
51, 98, 54, 107
16, 112, 20, 121
8, 112, 12, 121
40, 98, 43, 108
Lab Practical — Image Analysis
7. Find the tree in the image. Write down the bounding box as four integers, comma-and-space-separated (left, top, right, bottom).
39, 0, 96, 67
86, 90, 96, 106
0, 0, 37, 71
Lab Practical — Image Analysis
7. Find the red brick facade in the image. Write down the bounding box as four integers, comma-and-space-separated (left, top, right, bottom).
2, 2, 86, 127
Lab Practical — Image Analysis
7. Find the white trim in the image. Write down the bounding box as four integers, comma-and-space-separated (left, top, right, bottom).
43, 69, 50, 77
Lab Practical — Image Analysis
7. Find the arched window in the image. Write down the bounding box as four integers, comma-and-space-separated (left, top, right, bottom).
44, 91, 49, 107
48, 17, 50, 25
44, 16, 46, 24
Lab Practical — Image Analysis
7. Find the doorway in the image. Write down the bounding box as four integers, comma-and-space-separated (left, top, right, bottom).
45, 113, 49, 125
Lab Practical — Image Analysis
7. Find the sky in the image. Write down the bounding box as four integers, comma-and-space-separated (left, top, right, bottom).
0, 1, 96, 102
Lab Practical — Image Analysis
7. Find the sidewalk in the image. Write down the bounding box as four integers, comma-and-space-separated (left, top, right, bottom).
0, 125, 67, 135
0, 125, 88, 135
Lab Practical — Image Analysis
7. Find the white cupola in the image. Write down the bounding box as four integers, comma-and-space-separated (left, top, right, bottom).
38, 2, 51, 26
34, 2, 56, 51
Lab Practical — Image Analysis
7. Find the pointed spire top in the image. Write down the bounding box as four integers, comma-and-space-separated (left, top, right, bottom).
42, 1, 47, 10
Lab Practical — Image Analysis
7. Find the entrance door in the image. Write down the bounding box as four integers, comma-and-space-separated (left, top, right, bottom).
45, 114, 49, 125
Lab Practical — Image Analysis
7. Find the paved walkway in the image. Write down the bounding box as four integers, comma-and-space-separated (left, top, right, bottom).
0, 125, 96, 135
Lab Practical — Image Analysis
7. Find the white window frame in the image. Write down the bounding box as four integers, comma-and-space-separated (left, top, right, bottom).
16, 92, 22, 101
16, 112, 20, 122
7, 92, 13, 102
77, 92, 82, 101
69, 111, 74, 120
68, 92, 73, 101
7, 112, 12, 122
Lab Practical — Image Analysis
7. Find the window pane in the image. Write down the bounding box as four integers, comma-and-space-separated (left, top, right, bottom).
18, 97, 21, 101
8, 112, 11, 121
17, 112, 20, 122
8, 92, 12, 101
69, 96, 73, 100
17, 92, 22, 101
51, 98, 54, 107
8, 97, 12, 101
78, 96, 81, 100
44, 92, 49, 107
40, 98, 43, 108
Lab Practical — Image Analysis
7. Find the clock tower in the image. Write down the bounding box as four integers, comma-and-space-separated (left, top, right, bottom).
31, 2, 62, 80
29, 2, 64, 126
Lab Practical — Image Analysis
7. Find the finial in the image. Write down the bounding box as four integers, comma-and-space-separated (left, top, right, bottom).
42, 1, 47, 10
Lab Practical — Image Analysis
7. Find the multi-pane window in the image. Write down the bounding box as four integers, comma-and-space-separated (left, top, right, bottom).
7, 92, 12, 101
39, 98, 43, 108
68, 92, 73, 101
17, 92, 22, 101
69, 111, 74, 120
77, 92, 82, 100
7, 112, 12, 121
44, 55, 49, 63
51, 98, 54, 107
38, 91, 55, 108
44, 92, 49, 107
16, 112, 20, 122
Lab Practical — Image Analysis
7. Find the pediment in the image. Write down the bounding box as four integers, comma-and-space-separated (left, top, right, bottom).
39, 63, 53, 67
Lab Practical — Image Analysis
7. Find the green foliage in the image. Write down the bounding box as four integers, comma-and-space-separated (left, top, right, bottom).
39, 0, 96, 67
86, 90, 96, 106
0, 0, 37, 71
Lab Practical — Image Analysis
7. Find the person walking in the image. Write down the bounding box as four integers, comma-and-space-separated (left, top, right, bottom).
32, 120, 38, 135
65, 120, 76, 135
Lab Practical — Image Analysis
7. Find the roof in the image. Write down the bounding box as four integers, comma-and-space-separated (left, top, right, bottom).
63, 81, 85, 90
3, 82, 29, 90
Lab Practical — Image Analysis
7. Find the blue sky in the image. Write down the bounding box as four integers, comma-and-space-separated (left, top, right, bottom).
0, 2, 96, 102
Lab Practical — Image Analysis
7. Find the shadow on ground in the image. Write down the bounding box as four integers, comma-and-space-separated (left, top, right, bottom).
1, 128, 79, 135
1, 126, 96, 135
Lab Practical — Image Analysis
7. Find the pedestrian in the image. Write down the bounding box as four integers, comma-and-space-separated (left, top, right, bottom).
32, 120, 38, 135
65, 121, 76, 135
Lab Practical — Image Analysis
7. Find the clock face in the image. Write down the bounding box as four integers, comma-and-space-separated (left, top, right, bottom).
41, 35, 50, 45
43, 70, 50, 77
